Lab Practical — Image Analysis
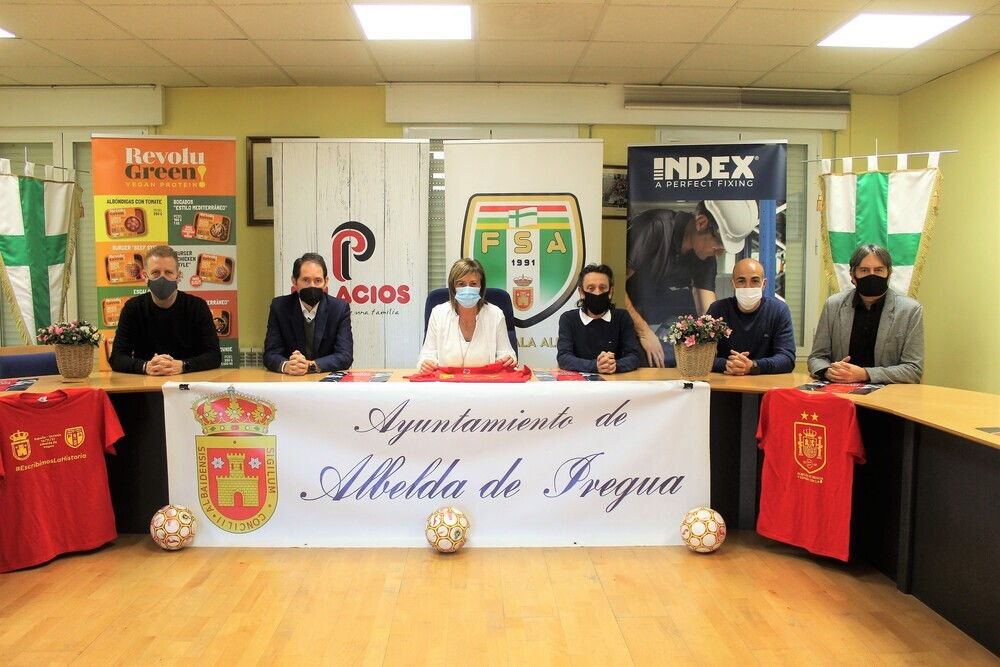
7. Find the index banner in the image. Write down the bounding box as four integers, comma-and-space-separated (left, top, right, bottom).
626, 143, 786, 365
628, 143, 786, 201
91, 136, 239, 368
163, 380, 710, 547
445, 140, 603, 368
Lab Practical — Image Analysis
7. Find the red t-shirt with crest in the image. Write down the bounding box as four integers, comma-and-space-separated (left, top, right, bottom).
0, 388, 123, 572
756, 388, 865, 561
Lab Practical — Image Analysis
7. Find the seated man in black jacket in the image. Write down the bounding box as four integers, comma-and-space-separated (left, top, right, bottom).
263, 252, 353, 375
556, 264, 641, 375
110, 245, 221, 375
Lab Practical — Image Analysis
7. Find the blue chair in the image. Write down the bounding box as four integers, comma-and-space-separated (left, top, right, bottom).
423, 287, 518, 353
0, 351, 59, 378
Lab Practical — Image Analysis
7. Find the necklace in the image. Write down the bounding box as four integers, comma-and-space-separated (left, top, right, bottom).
458, 312, 477, 366
459, 337, 472, 367
459, 315, 476, 341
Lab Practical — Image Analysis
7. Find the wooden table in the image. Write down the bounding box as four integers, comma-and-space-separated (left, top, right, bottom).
14, 367, 1000, 655
28, 368, 999, 448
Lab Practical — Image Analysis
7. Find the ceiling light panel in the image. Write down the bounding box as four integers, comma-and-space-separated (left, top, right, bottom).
354, 5, 472, 40
819, 13, 970, 48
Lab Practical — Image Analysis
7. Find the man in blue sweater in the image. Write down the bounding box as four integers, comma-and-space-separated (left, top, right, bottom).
557, 264, 641, 374
705, 258, 796, 375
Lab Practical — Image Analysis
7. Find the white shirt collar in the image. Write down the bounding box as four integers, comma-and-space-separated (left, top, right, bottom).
579, 308, 612, 325
300, 300, 317, 322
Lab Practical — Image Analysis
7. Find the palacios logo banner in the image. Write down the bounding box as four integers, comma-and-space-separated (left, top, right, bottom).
330, 220, 376, 282
461, 194, 584, 328
191, 386, 277, 533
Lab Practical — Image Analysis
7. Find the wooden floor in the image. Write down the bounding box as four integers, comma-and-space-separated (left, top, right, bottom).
0, 531, 995, 666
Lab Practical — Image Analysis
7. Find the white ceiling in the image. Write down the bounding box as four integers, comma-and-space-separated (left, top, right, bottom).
0, 0, 997, 94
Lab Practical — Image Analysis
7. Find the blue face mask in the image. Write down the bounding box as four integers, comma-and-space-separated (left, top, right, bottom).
454, 286, 481, 309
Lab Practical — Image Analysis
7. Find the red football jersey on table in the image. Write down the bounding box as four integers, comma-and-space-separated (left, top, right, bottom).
756, 388, 865, 562
406, 362, 532, 383
0, 388, 123, 573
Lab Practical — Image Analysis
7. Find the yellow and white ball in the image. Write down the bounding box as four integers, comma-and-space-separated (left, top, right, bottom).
425, 506, 470, 553
150, 504, 197, 550
680, 507, 726, 553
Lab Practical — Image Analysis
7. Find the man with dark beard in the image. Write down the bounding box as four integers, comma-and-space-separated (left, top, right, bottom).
808, 244, 924, 384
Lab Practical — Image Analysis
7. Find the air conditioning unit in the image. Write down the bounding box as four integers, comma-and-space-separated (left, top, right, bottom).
624, 85, 851, 113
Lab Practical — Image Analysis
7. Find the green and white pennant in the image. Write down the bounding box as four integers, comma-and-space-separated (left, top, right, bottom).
0, 159, 82, 343
819, 164, 940, 297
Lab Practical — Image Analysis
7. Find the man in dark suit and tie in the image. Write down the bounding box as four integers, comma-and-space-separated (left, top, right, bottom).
264, 252, 354, 375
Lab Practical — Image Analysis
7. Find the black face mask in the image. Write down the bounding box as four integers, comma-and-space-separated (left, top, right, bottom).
298, 286, 324, 307
855, 274, 888, 297
147, 276, 178, 301
582, 291, 612, 316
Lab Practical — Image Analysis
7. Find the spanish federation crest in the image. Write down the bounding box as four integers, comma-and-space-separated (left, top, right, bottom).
462, 194, 585, 327
192, 386, 277, 534
794, 421, 827, 475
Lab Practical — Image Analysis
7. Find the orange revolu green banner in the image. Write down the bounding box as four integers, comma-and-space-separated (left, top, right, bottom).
91, 135, 239, 370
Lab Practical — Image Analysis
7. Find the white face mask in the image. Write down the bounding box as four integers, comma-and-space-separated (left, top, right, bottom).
734, 287, 763, 311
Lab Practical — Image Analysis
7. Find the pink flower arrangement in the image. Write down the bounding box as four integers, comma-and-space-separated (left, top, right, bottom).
36, 320, 102, 347
663, 314, 732, 347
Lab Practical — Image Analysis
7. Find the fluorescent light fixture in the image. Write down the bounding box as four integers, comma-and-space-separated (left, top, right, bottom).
353, 4, 471, 40
819, 13, 969, 48
0, 26, 15, 39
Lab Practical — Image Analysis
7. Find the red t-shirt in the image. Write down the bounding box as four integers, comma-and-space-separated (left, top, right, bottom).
0, 388, 123, 573
756, 388, 865, 562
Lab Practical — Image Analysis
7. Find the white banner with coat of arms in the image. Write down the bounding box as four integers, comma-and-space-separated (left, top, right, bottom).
162, 380, 709, 547
445, 140, 604, 368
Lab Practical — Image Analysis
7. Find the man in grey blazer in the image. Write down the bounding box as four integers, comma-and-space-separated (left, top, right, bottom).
808, 244, 924, 384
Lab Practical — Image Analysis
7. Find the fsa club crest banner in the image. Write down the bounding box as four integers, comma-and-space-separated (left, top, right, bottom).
163, 380, 710, 547
461, 194, 583, 327
446, 140, 603, 368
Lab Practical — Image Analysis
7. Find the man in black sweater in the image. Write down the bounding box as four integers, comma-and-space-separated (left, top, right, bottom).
556, 264, 641, 374
110, 245, 221, 375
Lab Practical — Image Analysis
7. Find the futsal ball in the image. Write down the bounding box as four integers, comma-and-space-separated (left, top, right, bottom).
150, 504, 197, 550
680, 507, 726, 553
425, 506, 470, 553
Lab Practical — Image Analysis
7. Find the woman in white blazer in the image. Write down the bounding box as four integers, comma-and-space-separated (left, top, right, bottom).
419, 258, 516, 371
